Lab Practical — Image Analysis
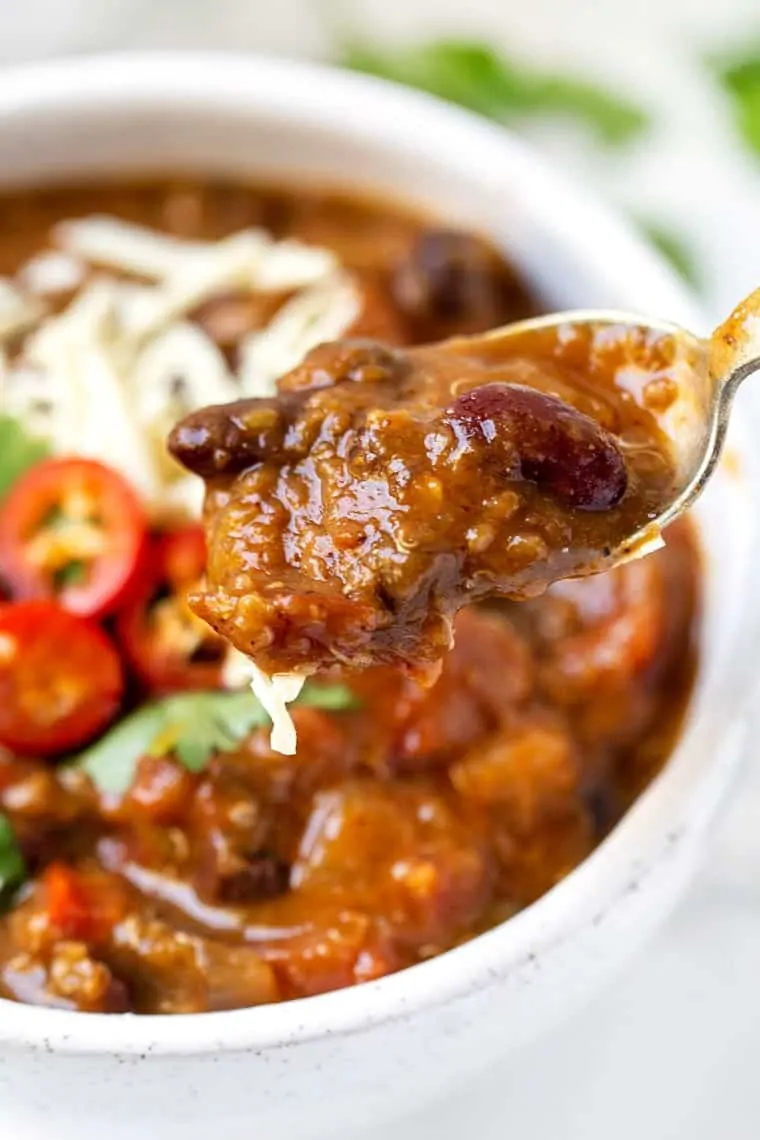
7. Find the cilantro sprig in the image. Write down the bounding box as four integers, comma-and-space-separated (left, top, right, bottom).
339, 36, 700, 286
74, 683, 358, 795
713, 44, 760, 160
0, 416, 50, 500
637, 219, 701, 287
340, 38, 649, 146
0, 813, 27, 909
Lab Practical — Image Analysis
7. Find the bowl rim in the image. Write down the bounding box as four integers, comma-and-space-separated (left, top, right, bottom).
0, 48, 739, 1058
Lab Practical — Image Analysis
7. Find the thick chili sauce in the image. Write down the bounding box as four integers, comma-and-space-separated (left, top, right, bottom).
170, 326, 681, 680
0, 178, 699, 1014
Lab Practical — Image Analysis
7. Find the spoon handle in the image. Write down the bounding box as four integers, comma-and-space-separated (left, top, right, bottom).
710, 286, 760, 393
671, 296, 760, 522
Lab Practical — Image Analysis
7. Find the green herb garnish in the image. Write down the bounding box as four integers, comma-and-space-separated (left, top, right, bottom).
713, 45, 760, 159
0, 813, 27, 909
637, 220, 700, 287
75, 683, 358, 795
0, 415, 50, 499
299, 680, 362, 711
339, 37, 648, 146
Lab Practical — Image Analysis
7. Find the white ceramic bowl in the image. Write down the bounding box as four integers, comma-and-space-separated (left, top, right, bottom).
0, 51, 757, 1140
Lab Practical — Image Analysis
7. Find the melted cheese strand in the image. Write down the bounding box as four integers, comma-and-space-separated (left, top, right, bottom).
223, 649, 306, 756
249, 666, 306, 756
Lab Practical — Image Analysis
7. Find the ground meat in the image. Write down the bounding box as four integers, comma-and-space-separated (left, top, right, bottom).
170, 326, 677, 679
0, 176, 698, 1015
108, 914, 279, 1013
1, 941, 129, 1013
0, 542, 696, 1012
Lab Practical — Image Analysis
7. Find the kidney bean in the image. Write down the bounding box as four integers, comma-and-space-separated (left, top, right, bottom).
393, 229, 507, 325
448, 383, 627, 510
168, 342, 410, 478
217, 853, 291, 904
169, 396, 286, 477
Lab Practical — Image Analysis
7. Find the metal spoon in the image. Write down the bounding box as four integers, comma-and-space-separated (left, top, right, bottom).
446, 287, 759, 567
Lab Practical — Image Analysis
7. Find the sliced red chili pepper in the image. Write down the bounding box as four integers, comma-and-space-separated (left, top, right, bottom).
0, 457, 148, 619
0, 601, 124, 755
116, 526, 226, 694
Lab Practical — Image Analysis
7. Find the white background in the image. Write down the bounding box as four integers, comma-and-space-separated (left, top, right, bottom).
3, 2, 760, 1136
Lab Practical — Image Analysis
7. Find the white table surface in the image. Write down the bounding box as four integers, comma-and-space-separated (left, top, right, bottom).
367, 785, 760, 1140
4, 3, 760, 1136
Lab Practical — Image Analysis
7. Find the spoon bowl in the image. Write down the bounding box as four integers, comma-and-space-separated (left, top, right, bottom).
454, 295, 754, 567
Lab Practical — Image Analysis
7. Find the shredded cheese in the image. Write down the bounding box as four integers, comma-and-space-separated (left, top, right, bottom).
246, 238, 337, 292
133, 321, 238, 484
0, 362, 69, 441
0, 278, 44, 342
239, 272, 360, 396
56, 217, 336, 295
18, 251, 85, 296
72, 338, 163, 508
126, 231, 274, 341
54, 216, 213, 279
161, 475, 207, 522
22, 282, 164, 505
4, 215, 362, 756
222, 647, 257, 691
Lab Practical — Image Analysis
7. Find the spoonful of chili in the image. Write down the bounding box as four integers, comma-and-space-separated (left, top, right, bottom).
437, 286, 756, 566
168, 288, 757, 686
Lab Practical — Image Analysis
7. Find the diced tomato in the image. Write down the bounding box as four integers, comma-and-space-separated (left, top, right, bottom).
0, 457, 148, 619
0, 602, 123, 755
116, 526, 226, 693
44, 863, 127, 944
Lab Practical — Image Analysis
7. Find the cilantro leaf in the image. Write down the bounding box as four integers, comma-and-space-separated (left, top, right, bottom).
76, 692, 269, 793
168, 691, 270, 772
0, 813, 27, 908
0, 416, 50, 499
342, 39, 526, 119
298, 681, 361, 711
74, 683, 359, 794
76, 702, 167, 795
339, 37, 648, 146
637, 220, 700, 287
523, 74, 647, 147
713, 45, 760, 159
